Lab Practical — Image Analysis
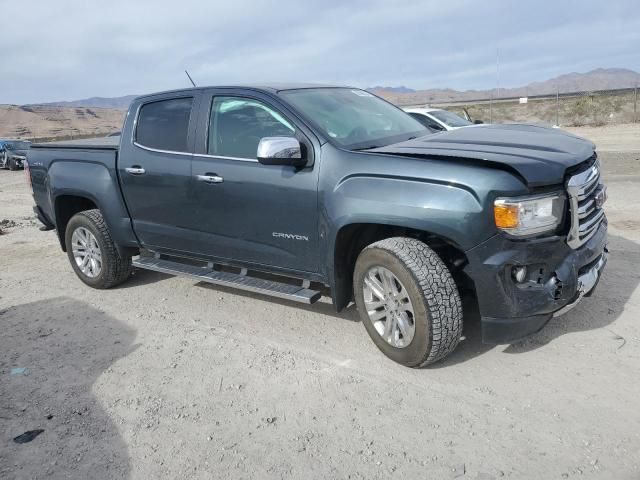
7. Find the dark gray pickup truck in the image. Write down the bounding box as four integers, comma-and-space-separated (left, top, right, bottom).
27, 85, 608, 366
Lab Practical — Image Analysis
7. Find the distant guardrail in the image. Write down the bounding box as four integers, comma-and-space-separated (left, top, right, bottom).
398, 86, 639, 127
398, 86, 639, 108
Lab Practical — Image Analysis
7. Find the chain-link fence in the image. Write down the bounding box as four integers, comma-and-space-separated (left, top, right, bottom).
399, 86, 639, 127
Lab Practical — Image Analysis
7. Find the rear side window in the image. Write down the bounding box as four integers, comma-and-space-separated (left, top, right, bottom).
135, 97, 193, 152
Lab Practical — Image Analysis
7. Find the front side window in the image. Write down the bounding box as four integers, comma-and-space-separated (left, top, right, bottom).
208, 96, 295, 158
280, 88, 427, 150
136, 97, 193, 152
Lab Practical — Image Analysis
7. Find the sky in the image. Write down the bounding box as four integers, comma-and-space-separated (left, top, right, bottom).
1, 0, 639, 104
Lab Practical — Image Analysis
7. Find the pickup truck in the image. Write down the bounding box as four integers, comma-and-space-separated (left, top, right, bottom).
26, 84, 608, 367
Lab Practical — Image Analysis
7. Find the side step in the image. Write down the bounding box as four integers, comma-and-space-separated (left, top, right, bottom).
132, 256, 321, 304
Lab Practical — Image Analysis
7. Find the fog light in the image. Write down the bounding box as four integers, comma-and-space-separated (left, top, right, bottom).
512, 266, 527, 283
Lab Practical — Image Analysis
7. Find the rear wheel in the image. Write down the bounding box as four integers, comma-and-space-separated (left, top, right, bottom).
8, 157, 18, 171
65, 209, 133, 289
353, 237, 463, 367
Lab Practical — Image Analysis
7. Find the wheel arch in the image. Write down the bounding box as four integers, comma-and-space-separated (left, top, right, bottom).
330, 222, 474, 311
47, 160, 139, 257
54, 194, 99, 252
53, 193, 139, 258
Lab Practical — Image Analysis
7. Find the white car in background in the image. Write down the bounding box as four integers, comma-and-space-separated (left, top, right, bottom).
403, 107, 480, 132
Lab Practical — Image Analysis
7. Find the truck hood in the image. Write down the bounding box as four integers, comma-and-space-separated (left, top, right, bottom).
370, 124, 595, 187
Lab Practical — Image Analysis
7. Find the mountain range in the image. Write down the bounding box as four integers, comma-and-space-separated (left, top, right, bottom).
367, 86, 416, 94
3, 67, 638, 140
37, 95, 139, 110
29, 68, 640, 110
369, 68, 640, 105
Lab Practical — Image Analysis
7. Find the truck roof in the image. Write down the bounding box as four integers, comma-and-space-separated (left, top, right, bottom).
31, 84, 358, 150
134, 83, 349, 101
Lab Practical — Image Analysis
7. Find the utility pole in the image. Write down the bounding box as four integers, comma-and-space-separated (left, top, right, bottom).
635, 84, 638, 123
490, 48, 499, 124
556, 87, 560, 126
496, 48, 500, 102
489, 91, 493, 123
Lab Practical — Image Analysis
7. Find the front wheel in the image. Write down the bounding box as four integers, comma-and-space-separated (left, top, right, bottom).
8, 157, 18, 171
353, 237, 463, 367
65, 209, 133, 289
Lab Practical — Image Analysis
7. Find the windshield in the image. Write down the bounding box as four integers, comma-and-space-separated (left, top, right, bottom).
429, 110, 472, 127
280, 88, 428, 149
5, 141, 31, 150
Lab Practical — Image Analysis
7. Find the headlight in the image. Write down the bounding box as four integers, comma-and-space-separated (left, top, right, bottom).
494, 193, 565, 236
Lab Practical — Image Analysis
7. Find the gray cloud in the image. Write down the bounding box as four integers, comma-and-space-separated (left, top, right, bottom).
1, 0, 638, 104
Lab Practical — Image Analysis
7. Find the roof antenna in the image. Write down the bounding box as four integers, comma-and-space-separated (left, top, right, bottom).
185, 70, 197, 87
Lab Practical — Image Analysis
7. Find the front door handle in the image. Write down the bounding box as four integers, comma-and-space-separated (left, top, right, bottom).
125, 166, 146, 175
196, 174, 224, 184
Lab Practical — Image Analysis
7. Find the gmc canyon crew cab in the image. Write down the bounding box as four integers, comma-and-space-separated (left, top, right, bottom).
27, 85, 608, 367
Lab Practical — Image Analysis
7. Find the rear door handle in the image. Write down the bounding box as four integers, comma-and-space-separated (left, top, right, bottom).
196, 174, 223, 184
125, 166, 146, 175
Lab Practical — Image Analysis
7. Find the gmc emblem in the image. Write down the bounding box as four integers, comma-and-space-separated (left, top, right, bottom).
594, 186, 607, 209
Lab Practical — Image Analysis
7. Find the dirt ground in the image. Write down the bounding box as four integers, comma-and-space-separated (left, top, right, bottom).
566, 124, 640, 152
1, 132, 639, 479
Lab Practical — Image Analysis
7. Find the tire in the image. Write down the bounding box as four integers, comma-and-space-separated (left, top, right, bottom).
8, 157, 18, 171
353, 237, 462, 367
65, 209, 133, 289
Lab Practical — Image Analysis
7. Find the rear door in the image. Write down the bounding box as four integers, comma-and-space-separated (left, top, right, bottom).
118, 93, 200, 251
188, 89, 320, 274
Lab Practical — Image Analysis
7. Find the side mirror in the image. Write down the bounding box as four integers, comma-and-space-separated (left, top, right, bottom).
257, 137, 305, 167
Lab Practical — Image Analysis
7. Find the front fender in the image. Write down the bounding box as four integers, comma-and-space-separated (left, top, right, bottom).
323, 173, 495, 310
329, 174, 490, 250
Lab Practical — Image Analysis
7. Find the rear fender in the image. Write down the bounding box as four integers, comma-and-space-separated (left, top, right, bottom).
49, 161, 138, 254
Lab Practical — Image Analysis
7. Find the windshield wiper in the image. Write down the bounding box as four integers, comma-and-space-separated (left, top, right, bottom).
352, 144, 382, 151
352, 133, 423, 151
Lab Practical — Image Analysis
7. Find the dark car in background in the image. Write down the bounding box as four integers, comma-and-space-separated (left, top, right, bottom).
0, 140, 31, 170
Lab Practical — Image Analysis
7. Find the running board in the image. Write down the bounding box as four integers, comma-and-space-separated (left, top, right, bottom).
132, 256, 321, 304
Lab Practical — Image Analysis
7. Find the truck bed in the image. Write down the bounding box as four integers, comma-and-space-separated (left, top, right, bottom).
31, 136, 120, 150
27, 136, 128, 249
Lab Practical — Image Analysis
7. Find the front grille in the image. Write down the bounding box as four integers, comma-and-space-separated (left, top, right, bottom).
566, 161, 606, 249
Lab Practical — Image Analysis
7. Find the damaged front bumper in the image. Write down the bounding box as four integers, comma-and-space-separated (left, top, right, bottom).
465, 218, 608, 344
552, 253, 607, 317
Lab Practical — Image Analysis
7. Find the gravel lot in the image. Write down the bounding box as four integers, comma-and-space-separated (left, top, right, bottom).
1, 135, 639, 479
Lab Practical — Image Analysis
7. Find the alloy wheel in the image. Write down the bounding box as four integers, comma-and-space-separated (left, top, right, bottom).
71, 226, 102, 278
362, 266, 416, 348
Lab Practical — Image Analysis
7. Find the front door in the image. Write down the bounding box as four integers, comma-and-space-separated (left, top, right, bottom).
189, 91, 320, 274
